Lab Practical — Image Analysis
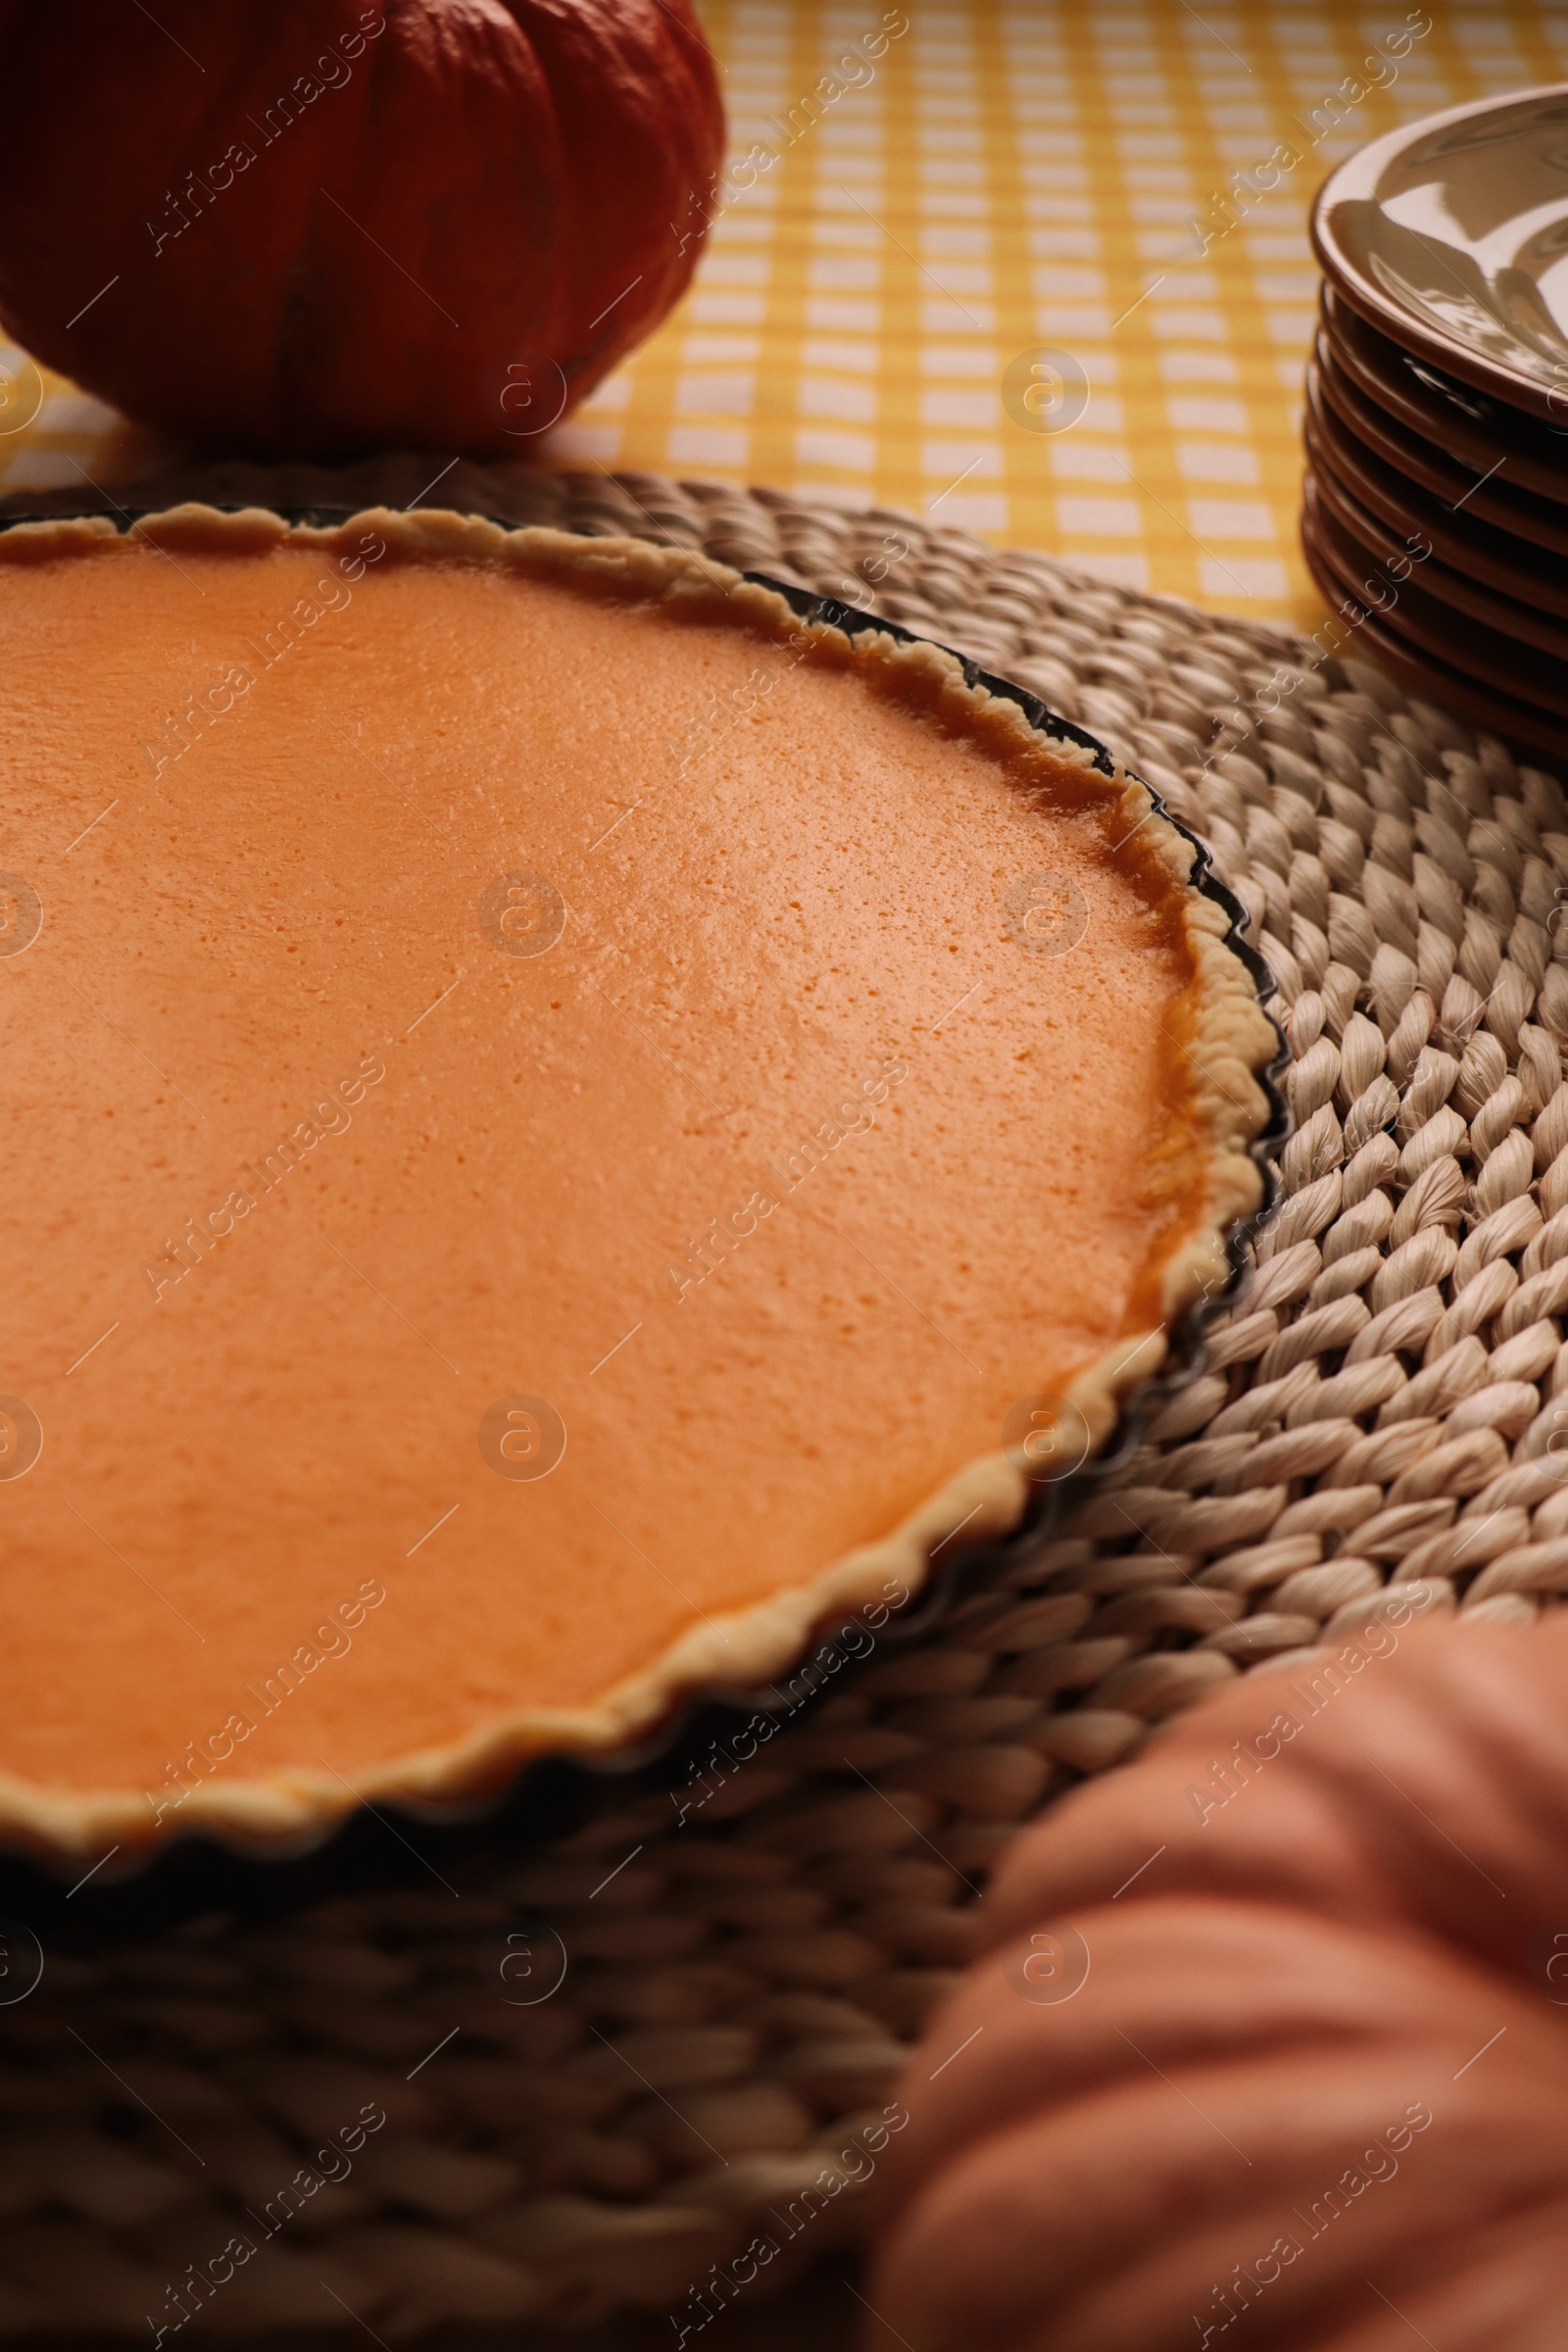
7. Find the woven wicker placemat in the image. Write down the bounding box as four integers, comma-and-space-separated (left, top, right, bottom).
4, 460, 1567, 2346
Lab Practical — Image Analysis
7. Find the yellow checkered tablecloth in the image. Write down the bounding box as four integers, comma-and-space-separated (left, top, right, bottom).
3, 0, 1565, 629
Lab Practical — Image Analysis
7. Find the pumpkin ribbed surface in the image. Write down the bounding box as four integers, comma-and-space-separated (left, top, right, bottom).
0, 0, 725, 458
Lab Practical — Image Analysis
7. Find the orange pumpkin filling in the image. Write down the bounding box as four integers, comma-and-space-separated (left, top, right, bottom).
0, 508, 1262, 1850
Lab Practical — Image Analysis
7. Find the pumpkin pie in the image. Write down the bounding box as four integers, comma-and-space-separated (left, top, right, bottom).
0, 506, 1274, 1857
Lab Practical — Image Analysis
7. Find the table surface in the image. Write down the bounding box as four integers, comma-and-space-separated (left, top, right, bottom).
2, 0, 1564, 631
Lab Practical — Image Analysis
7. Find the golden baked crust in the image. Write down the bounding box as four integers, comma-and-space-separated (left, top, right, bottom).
0, 505, 1276, 1858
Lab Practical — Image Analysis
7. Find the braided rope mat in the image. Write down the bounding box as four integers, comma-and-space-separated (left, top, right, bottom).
4, 459, 1568, 2346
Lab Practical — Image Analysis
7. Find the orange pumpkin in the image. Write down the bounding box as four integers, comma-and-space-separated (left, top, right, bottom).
0, 0, 724, 457
864, 1620, 1568, 2351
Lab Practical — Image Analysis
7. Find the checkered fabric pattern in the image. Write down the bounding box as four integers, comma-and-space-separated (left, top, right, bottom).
3, 0, 1565, 628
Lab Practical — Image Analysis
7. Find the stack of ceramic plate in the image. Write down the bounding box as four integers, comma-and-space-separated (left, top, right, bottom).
1307, 84, 1568, 761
